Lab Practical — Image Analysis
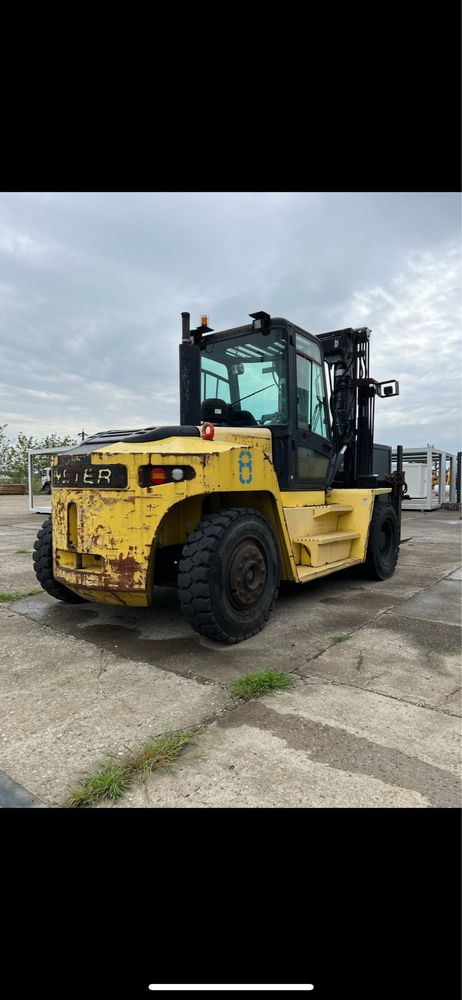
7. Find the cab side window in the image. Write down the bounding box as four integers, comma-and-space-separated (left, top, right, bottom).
296, 354, 312, 429
311, 363, 330, 439
296, 353, 330, 440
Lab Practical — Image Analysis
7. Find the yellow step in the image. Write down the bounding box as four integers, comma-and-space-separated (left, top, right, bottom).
294, 530, 360, 546
297, 557, 361, 582
294, 530, 360, 567
313, 504, 353, 518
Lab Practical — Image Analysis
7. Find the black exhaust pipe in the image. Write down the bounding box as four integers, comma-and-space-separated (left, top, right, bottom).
179, 311, 201, 426
181, 311, 190, 343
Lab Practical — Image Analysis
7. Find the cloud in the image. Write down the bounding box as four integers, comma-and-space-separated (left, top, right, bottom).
339, 246, 461, 450
0, 222, 62, 266
0, 192, 460, 455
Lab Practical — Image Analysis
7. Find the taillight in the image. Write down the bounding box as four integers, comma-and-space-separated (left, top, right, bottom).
149, 467, 168, 485
139, 465, 196, 487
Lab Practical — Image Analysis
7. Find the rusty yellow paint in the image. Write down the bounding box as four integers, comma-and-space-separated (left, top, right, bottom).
51, 435, 392, 604
55, 548, 77, 569
67, 501, 77, 548
69, 587, 149, 607
51, 433, 298, 602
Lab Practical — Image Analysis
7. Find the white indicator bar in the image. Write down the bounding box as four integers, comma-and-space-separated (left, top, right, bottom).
148, 987, 314, 992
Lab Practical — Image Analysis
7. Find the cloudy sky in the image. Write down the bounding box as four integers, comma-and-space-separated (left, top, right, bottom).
0, 192, 460, 453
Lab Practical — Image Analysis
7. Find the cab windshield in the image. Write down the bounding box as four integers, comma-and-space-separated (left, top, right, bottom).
200, 327, 288, 426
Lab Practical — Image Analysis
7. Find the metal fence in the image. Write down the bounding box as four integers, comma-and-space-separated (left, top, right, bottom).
391, 446, 457, 511
27, 447, 73, 514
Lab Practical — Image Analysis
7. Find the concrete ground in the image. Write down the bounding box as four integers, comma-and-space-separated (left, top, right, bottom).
0, 496, 460, 808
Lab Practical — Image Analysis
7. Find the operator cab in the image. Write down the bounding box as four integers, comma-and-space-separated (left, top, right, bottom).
180, 311, 333, 490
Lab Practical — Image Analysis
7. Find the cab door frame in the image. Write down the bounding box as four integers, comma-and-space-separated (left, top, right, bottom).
288, 325, 333, 491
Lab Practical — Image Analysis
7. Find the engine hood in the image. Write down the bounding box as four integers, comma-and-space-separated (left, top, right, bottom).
55, 425, 272, 461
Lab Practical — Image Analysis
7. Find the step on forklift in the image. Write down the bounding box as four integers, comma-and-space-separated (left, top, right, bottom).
33, 311, 405, 643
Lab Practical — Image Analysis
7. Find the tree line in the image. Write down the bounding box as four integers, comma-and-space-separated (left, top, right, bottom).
0, 424, 77, 487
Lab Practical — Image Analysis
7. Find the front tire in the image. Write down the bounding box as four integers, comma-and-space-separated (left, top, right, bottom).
33, 518, 87, 603
362, 496, 400, 580
178, 508, 279, 643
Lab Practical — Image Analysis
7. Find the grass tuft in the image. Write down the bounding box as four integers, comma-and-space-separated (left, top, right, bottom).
232, 669, 295, 702
330, 634, 350, 644
15, 549, 31, 555
66, 727, 204, 808
0, 589, 41, 602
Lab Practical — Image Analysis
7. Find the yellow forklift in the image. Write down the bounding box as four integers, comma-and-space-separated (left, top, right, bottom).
33, 311, 404, 643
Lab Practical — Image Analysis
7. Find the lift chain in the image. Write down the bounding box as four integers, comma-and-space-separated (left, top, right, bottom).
385, 470, 408, 498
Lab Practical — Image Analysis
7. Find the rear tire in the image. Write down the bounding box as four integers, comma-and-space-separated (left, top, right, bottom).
362, 496, 400, 580
177, 508, 279, 643
33, 518, 87, 603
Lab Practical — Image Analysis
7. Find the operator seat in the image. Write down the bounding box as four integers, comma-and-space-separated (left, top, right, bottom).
200, 398, 258, 427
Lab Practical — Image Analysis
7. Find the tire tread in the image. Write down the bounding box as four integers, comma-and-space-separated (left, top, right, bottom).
177, 507, 278, 643
362, 496, 400, 580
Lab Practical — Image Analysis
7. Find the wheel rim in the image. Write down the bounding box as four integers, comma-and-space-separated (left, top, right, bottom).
227, 540, 267, 609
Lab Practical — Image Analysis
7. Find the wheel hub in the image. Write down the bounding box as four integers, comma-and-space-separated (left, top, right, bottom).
228, 542, 267, 608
